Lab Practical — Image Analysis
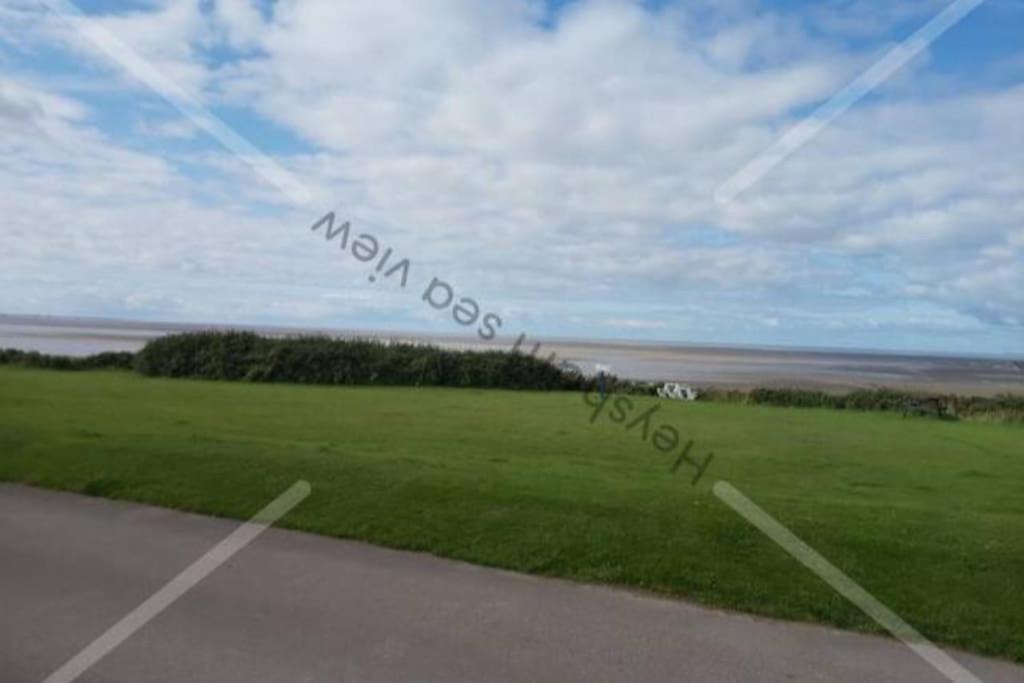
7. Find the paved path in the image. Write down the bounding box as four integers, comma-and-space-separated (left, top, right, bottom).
1, 484, 1021, 683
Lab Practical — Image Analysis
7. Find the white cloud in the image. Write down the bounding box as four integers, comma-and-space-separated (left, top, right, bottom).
0, 76, 86, 131
212, 0, 267, 49
0, 0, 1020, 352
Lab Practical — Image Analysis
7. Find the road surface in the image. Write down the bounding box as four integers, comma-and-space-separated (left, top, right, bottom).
1, 484, 1021, 682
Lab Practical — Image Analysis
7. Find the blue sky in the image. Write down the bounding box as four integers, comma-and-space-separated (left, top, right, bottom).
0, 0, 1022, 355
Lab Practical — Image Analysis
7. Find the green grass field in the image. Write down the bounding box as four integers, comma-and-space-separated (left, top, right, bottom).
1, 367, 1022, 661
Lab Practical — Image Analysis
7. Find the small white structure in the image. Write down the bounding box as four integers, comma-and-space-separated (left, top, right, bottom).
657, 382, 698, 401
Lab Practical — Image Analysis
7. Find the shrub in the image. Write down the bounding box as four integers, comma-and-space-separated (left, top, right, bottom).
134, 331, 272, 380
133, 332, 588, 391
697, 385, 1024, 423
747, 387, 844, 409
694, 387, 747, 403
0, 348, 135, 371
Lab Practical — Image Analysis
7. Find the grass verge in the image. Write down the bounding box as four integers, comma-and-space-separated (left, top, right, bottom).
1, 367, 1022, 662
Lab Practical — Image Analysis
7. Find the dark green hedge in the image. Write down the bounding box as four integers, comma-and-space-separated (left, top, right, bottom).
133, 332, 588, 391
0, 348, 135, 371
733, 387, 1024, 422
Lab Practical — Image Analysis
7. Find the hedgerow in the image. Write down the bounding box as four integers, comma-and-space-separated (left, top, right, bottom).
0, 348, 135, 371
133, 332, 586, 390
4, 334, 1021, 422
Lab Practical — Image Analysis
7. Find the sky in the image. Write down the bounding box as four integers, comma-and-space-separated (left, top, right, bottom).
0, 0, 1022, 356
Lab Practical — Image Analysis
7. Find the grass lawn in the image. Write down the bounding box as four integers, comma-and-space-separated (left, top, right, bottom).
1, 367, 1022, 662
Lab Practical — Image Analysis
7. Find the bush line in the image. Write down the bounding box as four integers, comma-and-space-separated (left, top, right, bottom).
132, 331, 589, 391
696, 386, 1024, 423
0, 348, 135, 371
2, 333, 1021, 422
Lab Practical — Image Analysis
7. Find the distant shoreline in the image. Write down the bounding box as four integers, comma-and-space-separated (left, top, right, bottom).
3, 312, 1021, 359
2, 313, 1022, 396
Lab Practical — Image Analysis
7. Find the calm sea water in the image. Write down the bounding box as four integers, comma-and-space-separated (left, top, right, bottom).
2, 316, 1021, 396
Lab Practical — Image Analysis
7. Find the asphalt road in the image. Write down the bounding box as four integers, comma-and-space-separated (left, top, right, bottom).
2, 484, 1021, 683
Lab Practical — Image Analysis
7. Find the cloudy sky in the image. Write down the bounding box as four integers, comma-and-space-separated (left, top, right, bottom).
0, 0, 1021, 355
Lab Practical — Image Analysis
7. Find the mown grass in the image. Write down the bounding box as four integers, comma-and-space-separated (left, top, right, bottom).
1, 367, 1022, 662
